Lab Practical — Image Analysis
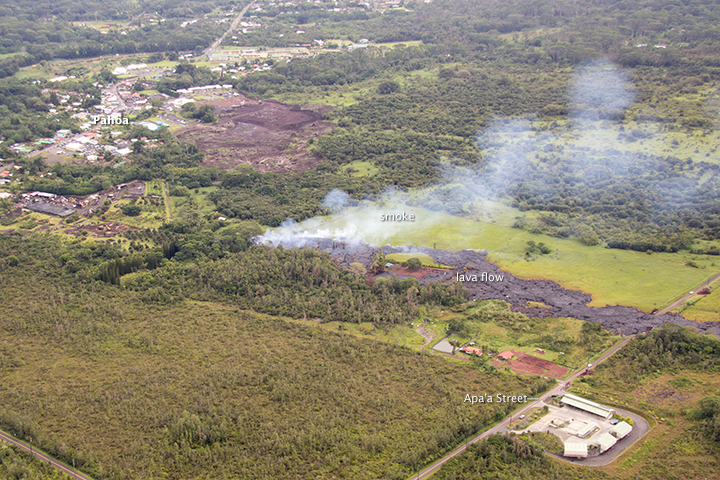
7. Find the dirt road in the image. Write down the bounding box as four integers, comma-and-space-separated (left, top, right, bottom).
415, 326, 435, 349
0, 429, 94, 480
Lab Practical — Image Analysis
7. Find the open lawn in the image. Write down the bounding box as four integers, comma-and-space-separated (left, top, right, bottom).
169, 186, 218, 218
341, 160, 378, 176
676, 277, 720, 322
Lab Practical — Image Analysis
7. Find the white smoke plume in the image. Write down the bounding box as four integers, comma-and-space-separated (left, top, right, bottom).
321, 188, 350, 213
255, 59, 651, 248
570, 58, 636, 120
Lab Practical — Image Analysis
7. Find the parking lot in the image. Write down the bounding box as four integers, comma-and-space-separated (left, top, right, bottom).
523, 403, 618, 449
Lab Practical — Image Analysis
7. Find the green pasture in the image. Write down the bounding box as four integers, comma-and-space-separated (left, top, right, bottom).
435, 302, 616, 370
316, 321, 428, 350
524, 115, 720, 165
676, 277, 720, 322
341, 160, 378, 176
0, 52, 23, 60
274, 83, 367, 108
375, 40, 423, 48
105, 198, 165, 228
169, 186, 218, 218
384, 252, 453, 268
307, 205, 719, 312
14, 64, 54, 80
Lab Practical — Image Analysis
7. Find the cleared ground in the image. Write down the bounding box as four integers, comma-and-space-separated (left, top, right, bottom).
175, 95, 334, 173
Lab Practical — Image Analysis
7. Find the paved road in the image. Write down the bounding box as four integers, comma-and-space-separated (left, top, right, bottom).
657, 272, 720, 315
203, 1, 256, 60
412, 336, 634, 479
111, 85, 128, 111
0, 429, 94, 480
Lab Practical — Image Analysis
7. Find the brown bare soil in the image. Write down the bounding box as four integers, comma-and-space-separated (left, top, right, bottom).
516, 353, 558, 370
493, 359, 544, 375
64, 222, 135, 238
386, 264, 449, 279
491, 350, 567, 377
175, 95, 334, 173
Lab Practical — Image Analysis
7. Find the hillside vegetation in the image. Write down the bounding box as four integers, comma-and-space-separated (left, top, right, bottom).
0, 233, 551, 479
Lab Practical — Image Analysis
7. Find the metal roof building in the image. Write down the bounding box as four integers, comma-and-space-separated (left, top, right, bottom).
563, 442, 588, 458
26, 202, 75, 217
577, 422, 598, 438
611, 421, 633, 439
561, 393, 615, 419
598, 432, 617, 452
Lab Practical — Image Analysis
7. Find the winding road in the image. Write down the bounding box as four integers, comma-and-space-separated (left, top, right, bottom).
0, 429, 93, 480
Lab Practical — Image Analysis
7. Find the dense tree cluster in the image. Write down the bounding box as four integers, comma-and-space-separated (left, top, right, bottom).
0, 16, 224, 61
434, 433, 607, 480
586, 325, 720, 392
0, 79, 98, 144
210, 167, 386, 226
123, 246, 470, 323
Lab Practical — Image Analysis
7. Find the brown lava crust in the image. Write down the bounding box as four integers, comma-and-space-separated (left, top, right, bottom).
175, 95, 334, 173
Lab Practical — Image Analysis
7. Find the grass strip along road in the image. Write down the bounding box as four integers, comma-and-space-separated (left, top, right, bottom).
411, 336, 636, 479
0, 429, 94, 480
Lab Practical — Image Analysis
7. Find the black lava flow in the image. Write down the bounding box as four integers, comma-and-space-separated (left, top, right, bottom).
276, 237, 720, 337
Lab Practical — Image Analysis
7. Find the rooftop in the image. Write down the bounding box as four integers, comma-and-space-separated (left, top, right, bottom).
561, 393, 615, 419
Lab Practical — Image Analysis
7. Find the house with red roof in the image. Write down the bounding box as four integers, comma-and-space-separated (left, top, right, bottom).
460, 346, 483, 356
496, 350, 514, 361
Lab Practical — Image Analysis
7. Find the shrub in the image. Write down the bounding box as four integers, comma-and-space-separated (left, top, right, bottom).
403, 257, 422, 270
121, 205, 142, 216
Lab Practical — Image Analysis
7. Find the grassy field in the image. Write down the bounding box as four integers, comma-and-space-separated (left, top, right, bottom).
483, 110, 720, 166
169, 186, 218, 218
307, 205, 719, 312
384, 252, 453, 268
104, 198, 165, 228
440, 301, 619, 370
274, 83, 368, 108
341, 160, 379, 176
314, 320, 429, 350
14, 64, 55, 80
675, 277, 720, 322
310, 299, 620, 374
